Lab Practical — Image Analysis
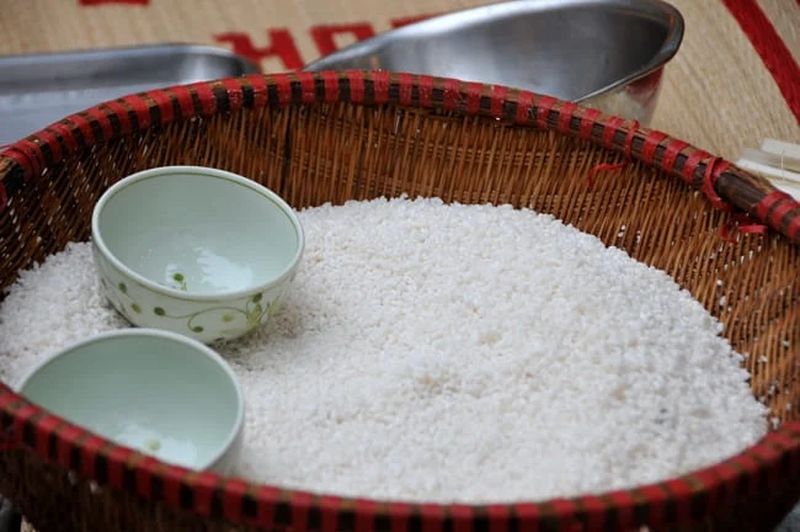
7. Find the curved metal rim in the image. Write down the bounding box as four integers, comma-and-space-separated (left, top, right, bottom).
0, 43, 260, 74
576, 0, 684, 102
304, 0, 685, 103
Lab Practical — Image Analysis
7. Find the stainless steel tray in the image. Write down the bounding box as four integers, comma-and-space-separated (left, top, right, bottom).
0, 44, 258, 146
306, 0, 683, 125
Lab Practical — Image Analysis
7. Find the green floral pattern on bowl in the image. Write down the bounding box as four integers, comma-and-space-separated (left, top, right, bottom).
96, 245, 290, 343
90, 166, 304, 344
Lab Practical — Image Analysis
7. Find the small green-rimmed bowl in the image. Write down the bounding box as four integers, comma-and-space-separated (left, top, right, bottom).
91, 165, 304, 343
18, 329, 244, 472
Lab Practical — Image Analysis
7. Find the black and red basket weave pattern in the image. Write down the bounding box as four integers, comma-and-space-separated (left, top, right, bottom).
2, 71, 800, 530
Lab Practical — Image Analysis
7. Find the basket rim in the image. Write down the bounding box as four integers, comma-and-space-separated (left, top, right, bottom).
1, 71, 800, 530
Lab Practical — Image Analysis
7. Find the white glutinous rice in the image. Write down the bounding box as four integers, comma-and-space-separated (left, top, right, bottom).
0, 197, 767, 503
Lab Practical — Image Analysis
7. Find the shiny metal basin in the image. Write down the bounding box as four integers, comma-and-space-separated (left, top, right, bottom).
0, 44, 258, 146
306, 0, 684, 123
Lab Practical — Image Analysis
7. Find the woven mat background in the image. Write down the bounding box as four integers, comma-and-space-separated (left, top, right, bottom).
1, 0, 798, 161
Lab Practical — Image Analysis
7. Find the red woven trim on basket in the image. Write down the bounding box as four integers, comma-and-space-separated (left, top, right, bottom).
54, 424, 83, 469
751, 440, 784, 487
755, 190, 800, 241
33, 414, 61, 458
513, 503, 539, 530
465, 81, 482, 114
274, 74, 292, 107
602, 116, 625, 149
755, 190, 792, 220
242, 74, 266, 107
67, 112, 97, 146
714, 461, 744, 510
663, 479, 694, 524
3, 145, 37, 179
144, 89, 175, 125
84, 106, 114, 141
105, 444, 134, 490
395, 73, 413, 106
622, 120, 640, 160
515, 91, 534, 124
442, 78, 461, 111
635, 485, 669, 527
78, 434, 105, 478
448, 504, 472, 532
386, 502, 413, 532
354, 498, 378, 532
372, 71, 392, 105
222, 478, 249, 523
84, 109, 107, 141
661, 139, 689, 173
534, 94, 557, 129
486, 504, 510, 532
700, 158, 732, 211
546, 498, 578, 529
162, 468, 182, 508
490, 85, 509, 118
287, 490, 312, 530
734, 454, 763, 497
769, 199, 798, 232
418, 75, 435, 109
165, 85, 194, 120
100, 101, 131, 136
578, 494, 606, 529
319, 494, 342, 532
187, 470, 216, 515
586, 117, 638, 188
556, 101, 578, 134
420, 502, 446, 532
320, 71, 339, 107
49, 121, 80, 153
194, 82, 217, 116
692, 469, 722, 515
35, 129, 63, 164
293, 72, 314, 105
255, 485, 281, 526
641, 130, 668, 165
680, 149, 710, 185
119, 94, 152, 131
22, 139, 46, 176
347, 70, 366, 104
222, 78, 246, 111
133, 455, 158, 499
607, 491, 636, 529
578, 108, 602, 141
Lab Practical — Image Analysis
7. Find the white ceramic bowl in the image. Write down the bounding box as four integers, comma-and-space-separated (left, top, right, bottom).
18, 329, 244, 473
91, 166, 304, 343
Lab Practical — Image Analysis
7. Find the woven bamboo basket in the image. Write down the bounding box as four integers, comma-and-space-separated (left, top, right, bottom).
1, 72, 800, 532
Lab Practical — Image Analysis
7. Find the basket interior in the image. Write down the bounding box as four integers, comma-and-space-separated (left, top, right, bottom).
1, 100, 799, 422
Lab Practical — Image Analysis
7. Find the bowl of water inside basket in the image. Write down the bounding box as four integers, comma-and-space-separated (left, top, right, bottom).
17, 329, 245, 473
91, 165, 304, 343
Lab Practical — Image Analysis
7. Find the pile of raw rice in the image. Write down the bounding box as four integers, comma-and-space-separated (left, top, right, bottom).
0, 197, 766, 503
